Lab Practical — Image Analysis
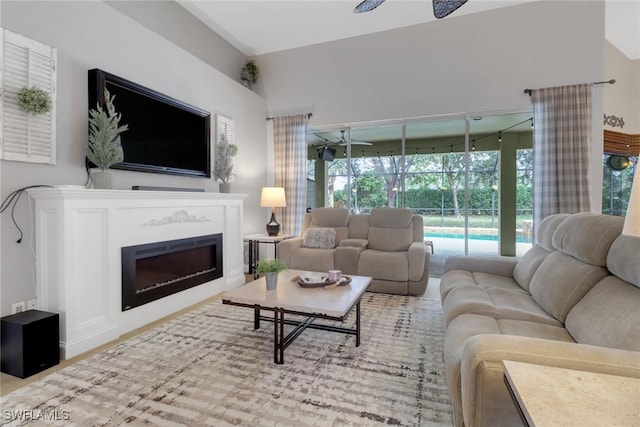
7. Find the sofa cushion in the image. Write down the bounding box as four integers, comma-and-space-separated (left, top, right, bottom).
607, 234, 640, 287
290, 247, 335, 272
368, 208, 414, 252
358, 250, 409, 282
535, 213, 571, 250
442, 286, 561, 327
347, 214, 370, 239
565, 276, 640, 351
529, 252, 609, 323
338, 238, 368, 248
369, 207, 414, 228
302, 227, 336, 249
512, 213, 570, 291
551, 212, 624, 267
309, 208, 349, 242
512, 246, 551, 292
311, 207, 349, 227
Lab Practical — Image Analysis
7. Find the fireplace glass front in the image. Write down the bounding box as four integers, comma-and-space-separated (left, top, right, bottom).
121, 233, 223, 310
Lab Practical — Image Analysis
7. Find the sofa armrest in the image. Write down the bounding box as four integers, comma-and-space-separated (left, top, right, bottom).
444, 255, 518, 277
277, 237, 304, 268
407, 241, 427, 282
460, 334, 640, 427
339, 238, 368, 249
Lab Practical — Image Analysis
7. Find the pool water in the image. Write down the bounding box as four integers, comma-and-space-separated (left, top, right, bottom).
425, 232, 532, 244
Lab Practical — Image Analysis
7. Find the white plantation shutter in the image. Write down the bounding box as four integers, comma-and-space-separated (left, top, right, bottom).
216, 114, 234, 146
1, 29, 57, 164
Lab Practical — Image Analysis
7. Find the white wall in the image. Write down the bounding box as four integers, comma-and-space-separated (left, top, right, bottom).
257, 0, 606, 210
0, 1, 268, 316
604, 41, 640, 134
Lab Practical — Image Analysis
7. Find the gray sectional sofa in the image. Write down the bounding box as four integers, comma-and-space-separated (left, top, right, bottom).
278, 207, 430, 295
440, 212, 640, 427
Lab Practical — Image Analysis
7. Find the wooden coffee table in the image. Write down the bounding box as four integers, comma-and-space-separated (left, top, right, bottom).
221, 269, 371, 364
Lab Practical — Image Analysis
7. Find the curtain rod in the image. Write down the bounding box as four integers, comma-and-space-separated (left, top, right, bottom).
266, 113, 312, 121
524, 79, 616, 96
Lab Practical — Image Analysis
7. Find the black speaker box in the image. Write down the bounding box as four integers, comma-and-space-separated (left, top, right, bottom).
1, 310, 60, 378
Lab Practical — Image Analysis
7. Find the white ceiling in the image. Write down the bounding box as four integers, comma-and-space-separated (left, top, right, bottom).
178, 0, 640, 59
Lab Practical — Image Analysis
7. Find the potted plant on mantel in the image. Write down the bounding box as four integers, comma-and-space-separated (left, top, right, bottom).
255, 258, 287, 291
87, 88, 128, 189
213, 133, 238, 193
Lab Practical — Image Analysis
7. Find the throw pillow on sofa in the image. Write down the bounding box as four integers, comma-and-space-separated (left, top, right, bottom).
302, 227, 336, 249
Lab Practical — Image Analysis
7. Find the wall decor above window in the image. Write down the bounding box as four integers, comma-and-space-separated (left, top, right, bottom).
0, 28, 57, 164
604, 114, 625, 129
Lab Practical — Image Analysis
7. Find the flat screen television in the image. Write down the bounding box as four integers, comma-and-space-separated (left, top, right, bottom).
88, 69, 211, 178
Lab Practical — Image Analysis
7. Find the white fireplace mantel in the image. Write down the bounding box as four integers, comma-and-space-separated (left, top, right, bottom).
28, 188, 247, 359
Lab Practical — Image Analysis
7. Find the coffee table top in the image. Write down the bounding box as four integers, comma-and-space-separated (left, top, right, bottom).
222, 270, 371, 317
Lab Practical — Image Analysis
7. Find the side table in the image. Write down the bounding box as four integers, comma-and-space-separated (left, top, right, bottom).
503, 360, 640, 427
244, 234, 294, 278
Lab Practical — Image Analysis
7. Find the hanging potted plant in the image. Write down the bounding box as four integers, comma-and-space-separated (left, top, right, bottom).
17, 86, 51, 115
240, 59, 259, 89
255, 258, 287, 290
87, 88, 128, 189
213, 133, 238, 193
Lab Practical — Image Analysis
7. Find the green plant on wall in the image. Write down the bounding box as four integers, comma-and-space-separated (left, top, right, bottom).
87, 88, 128, 171
17, 86, 51, 114
240, 59, 259, 87
213, 133, 238, 183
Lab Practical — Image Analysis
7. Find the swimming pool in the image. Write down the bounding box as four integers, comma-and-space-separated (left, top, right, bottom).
425, 232, 532, 244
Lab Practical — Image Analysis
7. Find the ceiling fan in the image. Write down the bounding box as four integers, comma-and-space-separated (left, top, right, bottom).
354, 0, 468, 19
314, 130, 372, 146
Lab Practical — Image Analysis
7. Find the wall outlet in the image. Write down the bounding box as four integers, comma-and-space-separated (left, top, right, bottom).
11, 302, 26, 314
27, 299, 37, 310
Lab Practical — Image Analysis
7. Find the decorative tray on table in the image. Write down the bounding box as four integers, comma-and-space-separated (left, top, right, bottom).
293, 274, 352, 288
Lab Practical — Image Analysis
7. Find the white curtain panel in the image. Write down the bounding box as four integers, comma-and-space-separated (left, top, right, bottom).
531, 84, 592, 237
273, 115, 309, 235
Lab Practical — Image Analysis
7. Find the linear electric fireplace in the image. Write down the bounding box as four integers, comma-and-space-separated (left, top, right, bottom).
121, 233, 223, 311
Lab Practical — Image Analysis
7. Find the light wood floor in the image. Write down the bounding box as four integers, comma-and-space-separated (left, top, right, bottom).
1, 276, 441, 397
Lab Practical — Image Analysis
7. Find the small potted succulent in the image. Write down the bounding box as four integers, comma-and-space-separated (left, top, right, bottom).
255, 258, 287, 290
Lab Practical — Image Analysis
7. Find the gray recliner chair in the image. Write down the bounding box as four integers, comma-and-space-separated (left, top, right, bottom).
278, 207, 430, 296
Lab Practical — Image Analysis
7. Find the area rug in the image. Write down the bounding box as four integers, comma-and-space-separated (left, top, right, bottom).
1, 293, 453, 426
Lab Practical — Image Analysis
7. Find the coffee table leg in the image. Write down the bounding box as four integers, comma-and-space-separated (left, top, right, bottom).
254, 305, 260, 330
274, 307, 285, 364
356, 299, 361, 347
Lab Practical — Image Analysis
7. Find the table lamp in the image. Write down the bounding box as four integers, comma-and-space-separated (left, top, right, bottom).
260, 187, 286, 236
623, 158, 639, 237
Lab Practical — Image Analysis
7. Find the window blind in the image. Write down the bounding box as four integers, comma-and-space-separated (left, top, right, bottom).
1, 28, 57, 164
217, 114, 234, 146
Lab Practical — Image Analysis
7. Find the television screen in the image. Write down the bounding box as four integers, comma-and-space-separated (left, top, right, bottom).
88, 69, 211, 178
319, 146, 336, 161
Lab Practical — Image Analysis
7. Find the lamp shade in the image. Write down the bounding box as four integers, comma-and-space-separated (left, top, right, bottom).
622, 163, 640, 237
260, 187, 286, 208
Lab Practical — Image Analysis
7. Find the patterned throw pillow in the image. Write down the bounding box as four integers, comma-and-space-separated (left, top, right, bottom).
302, 227, 336, 249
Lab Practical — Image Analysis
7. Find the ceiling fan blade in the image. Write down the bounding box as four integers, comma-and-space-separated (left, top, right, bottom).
354, 0, 386, 13
433, 0, 468, 19
351, 141, 373, 146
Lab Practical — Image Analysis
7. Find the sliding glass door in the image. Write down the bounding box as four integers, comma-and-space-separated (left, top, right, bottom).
306, 112, 533, 259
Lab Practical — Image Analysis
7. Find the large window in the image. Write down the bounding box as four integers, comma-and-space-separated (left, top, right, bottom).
602, 154, 636, 217
307, 112, 533, 258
